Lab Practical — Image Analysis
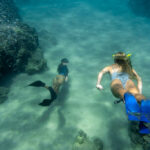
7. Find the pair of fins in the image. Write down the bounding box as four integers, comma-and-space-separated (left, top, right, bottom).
124, 93, 150, 134
28, 80, 57, 106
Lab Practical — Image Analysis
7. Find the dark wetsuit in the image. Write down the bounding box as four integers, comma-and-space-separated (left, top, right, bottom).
57, 65, 69, 77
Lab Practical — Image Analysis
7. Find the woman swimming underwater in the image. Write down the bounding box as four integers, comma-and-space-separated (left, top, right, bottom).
28, 58, 69, 106
96, 52, 150, 134
96, 52, 145, 102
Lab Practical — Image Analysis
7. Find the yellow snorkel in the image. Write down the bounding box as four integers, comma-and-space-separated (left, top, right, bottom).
112, 53, 132, 59
126, 53, 132, 58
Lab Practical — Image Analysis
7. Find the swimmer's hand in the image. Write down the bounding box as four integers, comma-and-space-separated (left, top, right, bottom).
96, 84, 103, 90
65, 76, 68, 82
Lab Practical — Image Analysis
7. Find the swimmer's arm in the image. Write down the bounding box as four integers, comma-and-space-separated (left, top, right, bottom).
96, 66, 110, 85
132, 69, 142, 93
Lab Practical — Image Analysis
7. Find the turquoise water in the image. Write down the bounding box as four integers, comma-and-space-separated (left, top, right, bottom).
1, 0, 150, 150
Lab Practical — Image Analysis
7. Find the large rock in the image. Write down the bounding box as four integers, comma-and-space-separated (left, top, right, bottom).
129, 0, 150, 18
0, 0, 47, 78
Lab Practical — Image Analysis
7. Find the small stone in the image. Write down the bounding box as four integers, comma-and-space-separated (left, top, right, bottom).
72, 130, 103, 150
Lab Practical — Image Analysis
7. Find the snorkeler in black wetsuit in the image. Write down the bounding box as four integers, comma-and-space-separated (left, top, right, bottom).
28, 58, 69, 106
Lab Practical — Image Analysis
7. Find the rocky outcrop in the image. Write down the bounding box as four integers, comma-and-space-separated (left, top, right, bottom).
129, 0, 150, 18
72, 130, 103, 150
0, 0, 47, 78
128, 122, 150, 150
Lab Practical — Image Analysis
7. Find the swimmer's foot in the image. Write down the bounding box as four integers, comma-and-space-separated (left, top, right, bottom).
28, 80, 46, 87
139, 121, 150, 134
48, 86, 57, 100
39, 99, 54, 106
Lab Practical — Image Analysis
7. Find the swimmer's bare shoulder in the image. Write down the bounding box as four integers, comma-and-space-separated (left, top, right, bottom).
101, 65, 114, 74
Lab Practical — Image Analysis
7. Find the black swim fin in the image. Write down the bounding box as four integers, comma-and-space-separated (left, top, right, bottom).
28, 80, 46, 87
39, 99, 54, 106
48, 86, 57, 100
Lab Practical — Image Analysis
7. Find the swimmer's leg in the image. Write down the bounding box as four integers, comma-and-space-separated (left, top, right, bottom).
38, 86, 57, 106
44, 75, 65, 100
52, 75, 65, 93
111, 79, 127, 99
44, 85, 57, 100
125, 80, 146, 103
39, 75, 65, 106
48, 87, 57, 100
